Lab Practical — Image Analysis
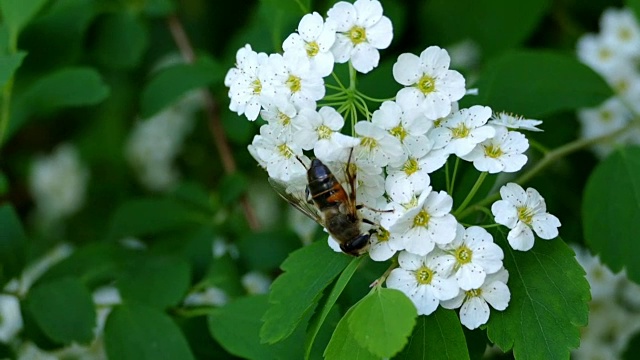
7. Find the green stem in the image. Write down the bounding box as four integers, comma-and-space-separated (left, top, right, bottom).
354, 90, 395, 103
454, 172, 487, 216
449, 157, 460, 194
0, 34, 18, 152
331, 71, 347, 91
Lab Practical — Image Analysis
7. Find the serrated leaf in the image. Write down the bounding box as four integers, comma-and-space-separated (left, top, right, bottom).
324, 305, 377, 360
106, 197, 199, 241
0, 51, 25, 87
347, 288, 417, 358
0, 0, 49, 35
260, 241, 352, 344
25, 277, 96, 344
583, 146, 640, 283
92, 12, 148, 69
104, 303, 195, 360
116, 255, 191, 309
396, 308, 470, 360
472, 51, 613, 117
209, 295, 304, 359
0, 204, 27, 285
140, 58, 222, 118
486, 233, 590, 359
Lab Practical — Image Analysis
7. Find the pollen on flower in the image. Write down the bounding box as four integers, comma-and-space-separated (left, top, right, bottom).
305, 41, 320, 57
597, 47, 612, 61
417, 74, 436, 95
251, 79, 262, 95
377, 228, 390, 242
286, 74, 302, 93
390, 125, 408, 141
618, 27, 632, 41
415, 266, 433, 285
452, 123, 470, 139
613, 78, 629, 94
348, 25, 367, 45
402, 158, 420, 176
317, 124, 332, 139
361, 136, 378, 150
517, 206, 534, 225
455, 245, 473, 265
278, 111, 291, 126
413, 209, 430, 227
466, 288, 482, 298
277, 143, 295, 159
484, 144, 504, 159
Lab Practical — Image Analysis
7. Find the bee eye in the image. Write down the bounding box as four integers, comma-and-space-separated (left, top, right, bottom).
341, 234, 370, 256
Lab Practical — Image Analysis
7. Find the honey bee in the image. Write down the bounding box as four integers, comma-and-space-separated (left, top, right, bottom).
269, 150, 378, 256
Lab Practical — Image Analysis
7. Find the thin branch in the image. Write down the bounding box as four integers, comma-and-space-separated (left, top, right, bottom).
167, 14, 260, 231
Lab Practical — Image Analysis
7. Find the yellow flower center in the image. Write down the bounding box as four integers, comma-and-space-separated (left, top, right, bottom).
402, 158, 420, 176
598, 48, 612, 61
455, 245, 473, 265
517, 206, 534, 225
465, 288, 482, 297
348, 26, 367, 45
413, 209, 430, 228
377, 228, 390, 242
251, 79, 262, 95
390, 125, 407, 142
599, 110, 613, 123
417, 75, 436, 95
317, 125, 332, 139
451, 123, 470, 139
618, 27, 632, 41
286, 74, 302, 93
415, 266, 433, 285
278, 111, 291, 126
277, 144, 295, 159
484, 144, 503, 158
360, 137, 377, 151
614, 79, 629, 94
305, 41, 320, 57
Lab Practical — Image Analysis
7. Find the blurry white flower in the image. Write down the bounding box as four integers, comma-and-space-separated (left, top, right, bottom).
225, 44, 270, 120
576, 34, 624, 77
430, 105, 495, 157
461, 126, 529, 174
489, 112, 543, 132
5, 243, 74, 296
29, 144, 89, 222
326, 0, 393, 73
242, 271, 272, 295
386, 251, 459, 315
184, 287, 228, 307
491, 183, 561, 251
600, 8, 640, 58
0, 294, 22, 342
283, 12, 336, 77
446, 39, 481, 71
393, 46, 466, 120
572, 244, 623, 302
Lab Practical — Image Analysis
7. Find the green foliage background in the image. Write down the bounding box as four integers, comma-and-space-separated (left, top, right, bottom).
0, 0, 638, 359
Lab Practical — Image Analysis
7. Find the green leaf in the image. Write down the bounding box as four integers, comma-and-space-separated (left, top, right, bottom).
209, 295, 304, 359
472, 51, 613, 117
143, 0, 175, 16
583, 146, 640, 283
0, 0, 49, 35
0, 204, 27, 285
0, 170, 7, 195
396, 308, 470, 360
140, 58, 222, 118
104, 303, 195, 360
260, 240, 352, 344
237, 229, 301, 272
420, 0, 550, 56
486, 233, 590, 359
628, 0, 640, 20
25, 277, 96, 344
92, 12, 148, 69
0, 51, 25, 87
324, 305, 377, 360
260, 0, 309, 14
304, 257, 363, 359
348, 288, 417, 358
219, 173, 249, 206
116, 255, 191, 309
106, 197, 199, 241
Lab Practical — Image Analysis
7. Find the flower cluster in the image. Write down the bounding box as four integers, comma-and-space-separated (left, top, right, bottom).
226, 0, 561, 329
576, 7, 640, 158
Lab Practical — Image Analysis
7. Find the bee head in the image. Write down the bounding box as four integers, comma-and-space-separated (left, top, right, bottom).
340, 233, 370, 256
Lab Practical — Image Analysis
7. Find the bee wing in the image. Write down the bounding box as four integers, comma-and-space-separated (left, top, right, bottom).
268, 177, 324, 225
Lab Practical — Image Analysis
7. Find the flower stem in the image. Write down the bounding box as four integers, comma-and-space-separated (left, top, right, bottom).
355, 90, 395, 103
454, 172, 488, 217
449, 156, 460, 194
0, 34, 18, 153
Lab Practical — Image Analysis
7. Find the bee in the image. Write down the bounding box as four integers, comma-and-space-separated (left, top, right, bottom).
269, 150, 378, 256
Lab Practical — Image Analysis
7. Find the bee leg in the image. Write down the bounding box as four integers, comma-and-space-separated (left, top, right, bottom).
362, 218, 376, 226
295, 156, 309, 170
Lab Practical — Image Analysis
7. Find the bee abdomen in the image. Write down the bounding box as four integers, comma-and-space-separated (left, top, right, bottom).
307, 159, 347, 211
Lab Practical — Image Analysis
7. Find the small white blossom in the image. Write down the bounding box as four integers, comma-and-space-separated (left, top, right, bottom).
354, 120, 404, 167
393, 46, 466, 120
576, 34, 624, 78
249, 124, 308, 182
441, 268, 511, 330
294, 106, 360, 159
430, 105, 496, 157
489, 112, 543, 132
225, 44, 270, 121
283, 12, 336, 77
184, 287, 228, 307
259, 99, 299, 137
386, 251, 460, 315
572, 244, 624, 302
242, 271, 272, 295
368, 227, 396, 261
0, 295, 22, 342
491, 183, 561, 251
326, 0, 393, 73
437, 224, 504, 290
578, 97, 632, 158
600, 8, 640, 58
461, 126, 529, 174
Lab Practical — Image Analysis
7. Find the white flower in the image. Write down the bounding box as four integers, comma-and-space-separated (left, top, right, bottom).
326, 0, 393, 73
0, 295, 22, 342
441, 268, 510, 330
430, 105, 495, 157
489, 112, 543, 132
259, 99, 299, 137
29, 144, 89, 222
461, 125, 529, 174
388, 187, 457, 256
294, 106, 360, 159
572, 244, 624, 302
368, 227, 396, 261
438, 224, 504, 290
283, 12, 336, 77
249, 124, 308, 182
600, 8, 640, 58
225, 44, 270, 120
242, 271, 272, 295
354, 120, 403, 167
261, 52, 325, 111
386, 251, 459, 315
393, 46, 466, 120
491, 183, 561, 251
183, 287, 228, 307
576, 34, 624, 78
578, 97, 632, 158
